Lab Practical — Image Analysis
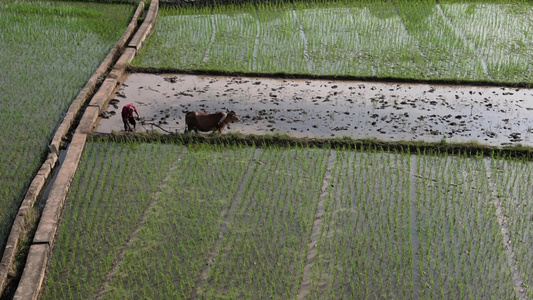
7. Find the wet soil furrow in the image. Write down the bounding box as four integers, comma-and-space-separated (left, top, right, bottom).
202, 9, 216, 63
291, 7, 312, 73
94, 149, 184, 299
253, 5, 260, 71
436, 2, 491, 79
192, 148, 260, 298
409, 155, 421, 300
297, 150, 336, 300
484, 159, 528, 300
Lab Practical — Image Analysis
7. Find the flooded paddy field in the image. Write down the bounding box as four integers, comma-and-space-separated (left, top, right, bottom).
96, 73, 533, 146
41, 143, 533, 299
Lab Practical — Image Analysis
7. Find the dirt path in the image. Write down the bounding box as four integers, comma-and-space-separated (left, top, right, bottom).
96, 73, 533, 147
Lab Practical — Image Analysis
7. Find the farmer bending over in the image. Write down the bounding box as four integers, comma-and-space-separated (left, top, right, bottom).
121, 104, 140, 132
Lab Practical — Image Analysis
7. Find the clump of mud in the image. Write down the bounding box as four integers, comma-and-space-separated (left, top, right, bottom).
96, 73, 533, 147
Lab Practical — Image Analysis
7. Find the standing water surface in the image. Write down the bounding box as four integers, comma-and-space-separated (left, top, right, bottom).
96, 73, 533, 146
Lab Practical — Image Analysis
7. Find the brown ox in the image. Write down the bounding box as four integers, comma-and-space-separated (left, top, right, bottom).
185, 111, 239, 133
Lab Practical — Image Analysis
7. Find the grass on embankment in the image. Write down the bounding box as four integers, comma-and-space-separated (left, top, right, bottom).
90, 131, 533, 161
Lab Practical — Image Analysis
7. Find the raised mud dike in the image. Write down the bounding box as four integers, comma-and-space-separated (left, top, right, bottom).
97, 73, 533, 147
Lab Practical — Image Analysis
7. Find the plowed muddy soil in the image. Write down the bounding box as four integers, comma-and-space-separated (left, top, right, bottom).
96, 73, 533, 146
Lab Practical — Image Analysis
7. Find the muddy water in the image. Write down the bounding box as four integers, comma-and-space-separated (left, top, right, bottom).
96, 73, 533, 146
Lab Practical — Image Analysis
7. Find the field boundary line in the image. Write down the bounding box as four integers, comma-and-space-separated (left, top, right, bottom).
127, 0, 159, 52
0, 151, 57, 295
485, 159, 528, 300
192, 148, 259, 298
297, 150, 335, 300
95, 148, 184, 299
14, 133, 87, 300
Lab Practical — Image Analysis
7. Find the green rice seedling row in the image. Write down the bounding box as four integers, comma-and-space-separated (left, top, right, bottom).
308, 147, 412, 299
490, 155, 533, 299
254, 2, 308, 73
140, 6, 212, 68
40, 141, 533, 298
207, 5, 258, 71
201, 147, 329, 298
101, 144, 255, 299
133, 0, 533, 84
0, 0, 133, 256
41, 143, 184, 299
439, 2, 533, 82
295, 0, 425, 77
413, 151, 514, 299
42, 142, 255, 299
394, 0, 486, 80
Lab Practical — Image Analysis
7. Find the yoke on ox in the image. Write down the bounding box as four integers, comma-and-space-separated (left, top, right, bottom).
185, 111, 238, 134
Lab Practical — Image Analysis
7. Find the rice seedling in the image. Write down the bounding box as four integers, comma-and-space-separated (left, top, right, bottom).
132, 0, 533, 84
0, 0, 133, 259
253, 1, 308, 74
134, 9, 212, 68
203, 147, 329, 298
41, 142, 256, 299
307, 146, 413, 299
489, 154, 533, 298
439, 1, 533, 82
137, 5, 212, 68
102, 143, 255, 299
41, 142, 185, 299
40, 139, 533, 298
413, 150, 515, 299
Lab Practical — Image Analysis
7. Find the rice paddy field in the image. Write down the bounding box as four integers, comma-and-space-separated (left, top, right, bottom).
38, 141, 533, 299
0, 0, 134, 254
6, 0, 533, 298
132, 0, 533, 85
